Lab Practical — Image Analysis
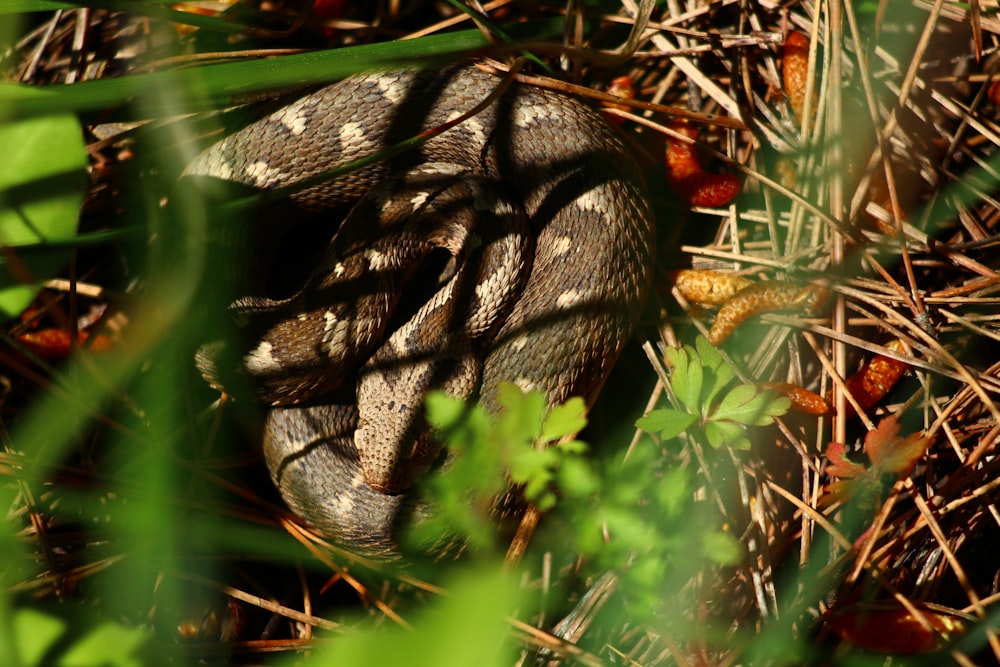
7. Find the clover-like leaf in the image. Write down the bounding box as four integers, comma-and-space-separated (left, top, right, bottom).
705, 420, 749, 449
635, 408, 699, 440
713, 384, 789, 426
15, 608, 66, 667
60, 619, 151, 667
665, 345, 703, 414
695, 334, 727, 376
695, 335, 735, 405
542, 396, 587, 441
496, 382, 547, 442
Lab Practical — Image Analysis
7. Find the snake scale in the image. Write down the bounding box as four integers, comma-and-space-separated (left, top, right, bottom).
186, 64, 656, 555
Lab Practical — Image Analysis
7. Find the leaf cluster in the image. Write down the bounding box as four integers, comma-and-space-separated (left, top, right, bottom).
419, 381, 743, 618
636, 336, 791, 450
414, 382, 593, 551
565, 440, 744, 617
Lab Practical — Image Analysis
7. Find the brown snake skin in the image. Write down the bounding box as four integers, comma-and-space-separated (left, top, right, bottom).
186, 65, 655, 555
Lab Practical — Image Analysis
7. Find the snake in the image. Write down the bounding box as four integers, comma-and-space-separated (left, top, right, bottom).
185, 64, 656, 556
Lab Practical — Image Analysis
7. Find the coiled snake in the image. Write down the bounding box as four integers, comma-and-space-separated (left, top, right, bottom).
187, 65, 655, 555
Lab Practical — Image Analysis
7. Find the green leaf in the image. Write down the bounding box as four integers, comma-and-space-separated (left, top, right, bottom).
425, 391, 470, 431
426, 391, 492, 454
14, 608, 65, 667
691, 336, 735, 409
509, 446, 556, 487
556, 457, 600, 498
0, 84, 86, 317
556, 439, 588, 456
600, 505, 653, 549
542, 396, 588, 440
496, 382, 546, 442
635, 409, 698, 440
59, 620, 150, 667
322, 567, 520, 667
666, 345, 702, 414
700, 530, 745, 566
713, 384, 789, 426
654, 467, 691, 519
696, 335, 734, 385
705, 420, 749, 450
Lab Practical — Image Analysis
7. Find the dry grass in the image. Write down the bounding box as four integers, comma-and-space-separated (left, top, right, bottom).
4, 0, 1000, 664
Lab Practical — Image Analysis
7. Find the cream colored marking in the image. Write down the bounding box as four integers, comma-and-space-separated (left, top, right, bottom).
508, 334, 529, 353
574, 189, 604, 212
553, 236, 574, 255
333, 261, 346, 278
244, 340, 275, 373
512, 103, 546, 128
410, 191, 430, 209
276, 103, 309, 136
245, 161, 282, 187
418, 162, 465, 176
374, 74, 407, 106
514, 377, 538, 393
210, 160, 233, 180
339, 121, 365, 146
474, 261, 515, 303
364, 248, 391, 271
556, 288, 585, 309
333, 487, 357, 515
493, 199, 517, 217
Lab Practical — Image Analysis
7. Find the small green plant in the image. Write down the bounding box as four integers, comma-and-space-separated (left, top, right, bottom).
636, 336, 791, 450
9, 607, 151, 667
416, 380, 744, 619
414, 382, 595, 550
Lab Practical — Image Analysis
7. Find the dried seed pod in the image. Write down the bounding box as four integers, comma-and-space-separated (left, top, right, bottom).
782, 31, 815, 129
839, 339, 909, 417
989, 80, 1000, 106
665, 121, 742, 207
760, 382, 830, 415
708, 282, 828, 346
672, 269, 753, 306
17, 329, 114, 360
602, 76, 635, 126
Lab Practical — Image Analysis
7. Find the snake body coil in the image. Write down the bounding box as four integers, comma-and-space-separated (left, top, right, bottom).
186, 65, 655, 555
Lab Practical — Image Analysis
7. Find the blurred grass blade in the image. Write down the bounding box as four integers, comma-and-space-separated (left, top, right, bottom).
0, 84, 86, 318
0, 18, 571, 117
